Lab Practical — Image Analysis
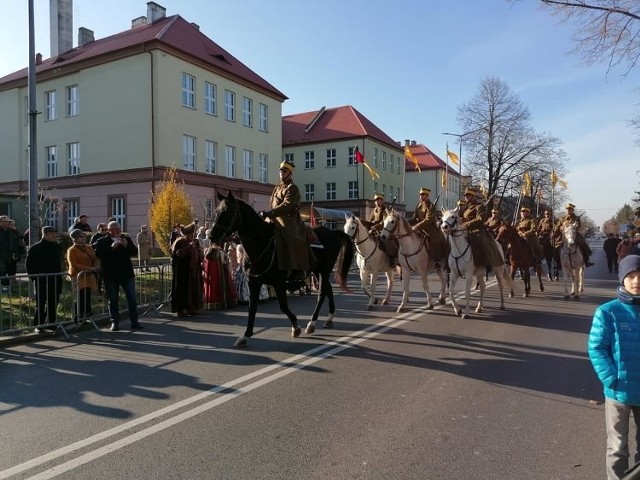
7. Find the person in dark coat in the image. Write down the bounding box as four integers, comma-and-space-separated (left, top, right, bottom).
68, 214, 92, 234
25, 226, 64, 331
0, 216, 25, 287
603, 233, 622, 274
170, 222, 203, 316
94, 221, 142, 332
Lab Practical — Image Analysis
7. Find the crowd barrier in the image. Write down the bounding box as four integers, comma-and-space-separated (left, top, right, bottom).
0, 264, 172, 340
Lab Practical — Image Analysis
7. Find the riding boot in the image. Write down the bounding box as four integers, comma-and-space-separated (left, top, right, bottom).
584, 255, 594, 267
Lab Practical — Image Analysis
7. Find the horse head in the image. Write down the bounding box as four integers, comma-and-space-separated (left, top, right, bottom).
343, 214, 360, 239
440, 207, 461, 236
379, 209, 398, 241
209, 191, 261, 245
563, 222, 578, 247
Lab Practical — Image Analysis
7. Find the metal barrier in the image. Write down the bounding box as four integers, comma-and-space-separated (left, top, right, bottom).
0, 263, 172, 340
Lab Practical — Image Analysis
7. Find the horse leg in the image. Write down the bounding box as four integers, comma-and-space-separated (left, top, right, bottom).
509, 264, 517, 298
437, 268, 447, 305
537, 265, 544, 292
273, 279, 300, 337
382, 270, 393, 305
234, 279, 262, 348
494, 267, 506, 310
462, 274, 472, 318
562, 265, 571, 299
397, 267, 410, 313
449, 272, 462, 317
369, 269, 380, 309
306, 272, 333, 333
420, 271, 434, 310
475, 274, 485, 314
522, 268, 530, 297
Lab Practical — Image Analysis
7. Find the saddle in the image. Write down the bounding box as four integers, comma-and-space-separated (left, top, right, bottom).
305, 226, 323, 249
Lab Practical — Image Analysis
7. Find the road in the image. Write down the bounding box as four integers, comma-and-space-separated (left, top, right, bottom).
0, 245, 618, 479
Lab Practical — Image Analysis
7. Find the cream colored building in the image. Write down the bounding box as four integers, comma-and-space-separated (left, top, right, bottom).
282, 105, 405, 226
0, 2, 285, 238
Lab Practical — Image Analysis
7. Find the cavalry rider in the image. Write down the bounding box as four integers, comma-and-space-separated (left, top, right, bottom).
536, 208, 554, 239
485, 207, 504, 237
516, 207, 544, 263
411, 187, 447, 267
459, 187, 504, 268
365, 193, 397, 267
557, 203, 594, 267
259, 160, 316, 281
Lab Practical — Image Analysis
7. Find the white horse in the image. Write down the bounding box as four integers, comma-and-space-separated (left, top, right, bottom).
379, 209, 447, 313
344, 215, 395, 309
560, 222, 585, 300
440, 208, 513, 318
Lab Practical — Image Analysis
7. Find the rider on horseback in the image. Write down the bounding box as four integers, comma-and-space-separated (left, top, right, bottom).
536, 208, 554, 239
410, 187, 447, 268
557, 203, 594, 267
516, 207, 544, 264
459, 188, 505, 268
486, 207, 504, 237
365, 193, 398, 267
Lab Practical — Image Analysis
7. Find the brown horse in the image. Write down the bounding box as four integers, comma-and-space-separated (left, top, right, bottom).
496, 224, 544, 297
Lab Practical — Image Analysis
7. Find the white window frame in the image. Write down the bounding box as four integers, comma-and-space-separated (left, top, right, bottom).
373, 148, 378, 168
225, 145, 236, 177
284, 153, 294, 164
242, 97, 253, 127
382, 151, 387, 170
110, 197, 126, 232
45, 90, 57, 121
304, 184, 315, 202
182, 73, 195, 108
304, 151, 315, 170
205, 140, 217, 174
44, 200, 58, 230
348, 146, 356, 166
243, 149, 253, 180
348, 181, 359, 199
259, 153, 268, 183
46, 145, 57, 177
67, 142, 80, 175
66, 85, 79, 117
326, 182, 336, 200
390, 155, 394, 173
259, 103, 268, 132
326, 148, 336, 168
224, 90, 235, 121
204, 81, 216, 115
183, 135, 196, 171
66, 199, 79, 230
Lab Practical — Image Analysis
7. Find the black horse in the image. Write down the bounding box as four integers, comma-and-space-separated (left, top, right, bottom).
540, 234, 561, 281
209, 192, 354, 348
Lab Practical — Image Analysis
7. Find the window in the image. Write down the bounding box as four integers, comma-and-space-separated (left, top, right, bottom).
110, 197, 126, 231
326, 148, 336, 168
348, 146, 356, 166
374, 181, 378, 194
205, 140, 217, 174
259, 103, 268, 132
66, 199, 79, 230
67, 142, 80, 175
225, 145, 236, 177
183, 135, 196, 171
373, 148, 378, 168
45, 90, 57, 121
46, 146, 57, 177
23, 96, 28, 126
348, 181, 359, 199
259, 153, 268, 183
390, 155, 394, 173
205, 199, 215, 220
204, 82, 216, 115
243, 149, 253, 180
44, 200, 58, 231
182, 73, 195, 108
382, 184, 386, 197
304, 184, 315, 202
284, 153, 294, 164
397, 157, 401, 174
242, 97, 253, 127
382, 151, 387, 170
326, 182, 336, 200
224, 90, 235, 121
304, 151, 315, 170
66, 85, 79, 116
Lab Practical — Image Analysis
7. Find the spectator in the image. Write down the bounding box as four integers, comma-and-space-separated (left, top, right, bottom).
67, 229, 100, 323
0, 216, 25, 288
89, 223, 109, 246
589, 255, 640, 479
25, 226, 64, 332
169, 224, 182, 249
197, 226, 211, 250
616, 236, 634, 264
136, 225, 152, 272
603, 233, 622, 274
69, 214, 92, 234
170, 222, 203, 317
202, 243, 237, 310
94, 221, 143, 332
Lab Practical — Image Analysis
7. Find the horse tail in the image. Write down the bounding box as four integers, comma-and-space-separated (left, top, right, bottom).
332, 230, 354, 293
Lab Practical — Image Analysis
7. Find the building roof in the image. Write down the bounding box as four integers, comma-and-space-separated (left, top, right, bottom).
282, 105, 401, 151
0, 14, 286, 100
404, 143, 458, 174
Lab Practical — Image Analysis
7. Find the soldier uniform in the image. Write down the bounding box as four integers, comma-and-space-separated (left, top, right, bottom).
486, 208, 504, 237
411, 187, 447, 263
460, 188, 504, 267
368, 193, 397, 267
516, 207, 544, 262
557, 203, 593, 266
536, 209, 554, 239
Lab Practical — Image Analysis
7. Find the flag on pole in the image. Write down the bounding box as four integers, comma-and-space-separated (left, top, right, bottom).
446, 149, 459, 165
354, 146, 365, 164
309, 199, 317, 227
404, 145, 421, 173
441, 169, 447, 188
522, 171, 532, 195
480, 183, 488, 199
551, 169, 568, 189
354, 146, 380, 179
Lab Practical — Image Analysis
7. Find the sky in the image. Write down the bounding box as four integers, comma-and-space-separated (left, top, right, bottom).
2, 0, 638, 229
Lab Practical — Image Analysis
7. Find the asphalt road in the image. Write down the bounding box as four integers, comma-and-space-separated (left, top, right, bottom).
0, 245, 621, 480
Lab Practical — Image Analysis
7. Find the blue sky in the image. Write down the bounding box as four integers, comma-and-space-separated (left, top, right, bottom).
2, 0, 638, 228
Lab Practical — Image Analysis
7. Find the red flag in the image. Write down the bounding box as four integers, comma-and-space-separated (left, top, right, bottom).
354, 146, 365, 164
310, 201, 317, 227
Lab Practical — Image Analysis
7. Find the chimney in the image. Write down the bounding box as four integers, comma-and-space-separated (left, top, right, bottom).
404, 139, 410, 146
131, 16, 147, 28
50, 0, 73, 56
411, 140, 416, 146
147, 2, 166, 23
36, 53, 43, 65
78, 27, 94, 47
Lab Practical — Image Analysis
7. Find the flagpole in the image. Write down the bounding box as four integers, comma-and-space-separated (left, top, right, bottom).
361, 140, 365, 218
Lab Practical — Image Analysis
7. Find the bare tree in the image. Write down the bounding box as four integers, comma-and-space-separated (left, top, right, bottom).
457, 77, 567, 210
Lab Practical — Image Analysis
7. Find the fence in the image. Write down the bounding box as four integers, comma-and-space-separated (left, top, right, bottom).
0, 264, 172, 340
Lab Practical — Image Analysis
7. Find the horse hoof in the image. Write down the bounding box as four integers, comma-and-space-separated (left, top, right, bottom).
461, 313, 468, 319
574, 296, 580, 301
396, 307, 403, 313
499, 305, 505, 310
292, 326, 301, 338
439, 298, 446, 305
426, 304, 434, 310
233, 336, 248, 348
540, 286, 545, 292
324, 320, 334, 329
373, 298, 379, 305
522, 293, 528, 298
305, 322, 316, 335
509, 292, 514, 298
381, 299, 389, 305
564, 295, 570, 300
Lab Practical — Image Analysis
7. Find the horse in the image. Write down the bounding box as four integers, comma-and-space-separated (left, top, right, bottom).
559, 222, 585, 300
495, 224, 544, 297
343, 215, 395, 309
540, 234, 561, 281
440, 208, 513, 318
209, 192, 354, 347
379, 209, 447, 313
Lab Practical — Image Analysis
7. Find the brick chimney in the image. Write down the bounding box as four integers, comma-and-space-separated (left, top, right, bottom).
50, 0, 73, 56
78, 27, 94, 47
131, 16, 147, 28
147, 2, 166, 23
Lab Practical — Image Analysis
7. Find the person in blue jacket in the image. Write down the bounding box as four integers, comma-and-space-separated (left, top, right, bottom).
589, 254, 640, 479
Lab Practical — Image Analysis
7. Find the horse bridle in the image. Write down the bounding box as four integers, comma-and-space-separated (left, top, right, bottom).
347, 219, 381, 263
442, 214, 471, 278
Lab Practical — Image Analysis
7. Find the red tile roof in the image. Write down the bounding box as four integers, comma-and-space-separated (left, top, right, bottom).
0, 15, 286, 100
404, 143, 457, 173
282, 105, 401, 151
